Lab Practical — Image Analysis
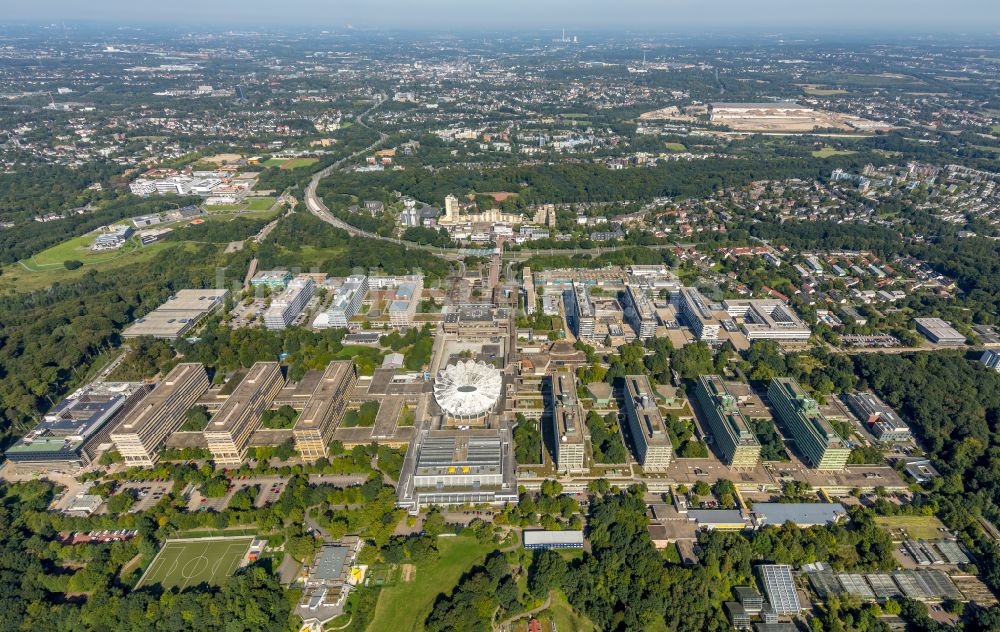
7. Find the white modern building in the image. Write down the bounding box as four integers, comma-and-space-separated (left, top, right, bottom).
623, 284, 658, 339
523, 530, 584, 549
388, 279, 423, 328
315, 275, 368, 329
566, 281, 595, 339
434, 360, 503, 423
675, 287, 722, 341
723, 299, 811, 341
264, 275, 315, 330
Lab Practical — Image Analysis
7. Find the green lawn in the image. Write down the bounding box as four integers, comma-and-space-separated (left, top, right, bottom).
280, 158, 319, 170
538, 590, 598, 632
4, 241, 177, 294
812, 147, 857, 158
875, 515, 947, 540
334, 344, 384, 375
136, 537, 253, 590
246, 197, 277, 210
262, 158, 287, 167
801, 85, 849, 95
204, 197, 277, 212
199, 209, 278, 224
664, 142, 687, 152
266, 244, 347, 268
367, 536, 498, 632
990, 124, 1000, 134
645, 618, 671, 632
26, 230, 138, 268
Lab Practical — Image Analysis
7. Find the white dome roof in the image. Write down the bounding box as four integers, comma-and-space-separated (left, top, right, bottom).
434, 360, 502, 419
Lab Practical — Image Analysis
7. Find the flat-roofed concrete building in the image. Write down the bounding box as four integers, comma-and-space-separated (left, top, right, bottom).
768, 378, 850, 471
111, 363, 209, 466
316, 275, 368, 329
264, 275, 315, 330
915, 317, 965, 346
205, 362, 284, 465
396, 429, 518, 510
980, 349, 1000, 372
749, 502, 847, 528
622, 374, 672, 470
523, 267, 537, 315
566, 281, 595, 339
522, 530, 584, 549
551, 372, 587, 473
723, 299, 811, 341
443, 304, 512, 338
388, 278, 423, 328
695, 375, 761, 470
293, 361, 357, 459
414, 436, 503, 488
973, 325, 1000, 348
250, 270, 292, 289
122, 289, 230, 340
623, 284, 658, 339
5, 383, 152, 473
675, 287, 722, 341
844, 392, 911, 443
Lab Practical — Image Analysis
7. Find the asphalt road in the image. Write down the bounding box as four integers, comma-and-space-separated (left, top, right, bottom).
302, 98, 690, 264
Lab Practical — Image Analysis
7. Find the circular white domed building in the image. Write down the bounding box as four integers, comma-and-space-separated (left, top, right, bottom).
434, 360, 503, 423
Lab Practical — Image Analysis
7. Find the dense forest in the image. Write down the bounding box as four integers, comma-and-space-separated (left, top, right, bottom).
0, 159, 121, 223
0, 209, 451, 450
852, 353, 1000, 591
256, 212, 451, 279
0, 469, 406, 631
318, 155, 870, 209
0, 242, 243, 449
562, 487, 730, 631
165, 216, 271, 244
0, 194, 202, 264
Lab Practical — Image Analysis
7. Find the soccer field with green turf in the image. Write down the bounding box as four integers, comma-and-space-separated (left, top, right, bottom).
136, 537, 254, 590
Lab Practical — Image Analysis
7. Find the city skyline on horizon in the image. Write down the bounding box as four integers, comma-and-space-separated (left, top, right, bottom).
3, 0, 998, 34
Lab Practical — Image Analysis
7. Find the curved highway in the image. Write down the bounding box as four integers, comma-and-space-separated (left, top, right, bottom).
303, 98, 684, 263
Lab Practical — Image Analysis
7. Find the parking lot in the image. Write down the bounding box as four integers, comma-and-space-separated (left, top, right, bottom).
119, 481, 172, 513
187, 476, 286, 511
254, 478, 286, 507
230, 298, 266, 328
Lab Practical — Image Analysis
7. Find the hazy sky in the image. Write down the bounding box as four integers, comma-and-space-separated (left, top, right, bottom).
5, 0, 999, 33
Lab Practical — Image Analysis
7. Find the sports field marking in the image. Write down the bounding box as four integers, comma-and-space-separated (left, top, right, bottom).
136, 536, 254, 590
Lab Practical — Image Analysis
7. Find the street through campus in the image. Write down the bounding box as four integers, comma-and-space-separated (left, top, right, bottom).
0, 9, 998, 632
